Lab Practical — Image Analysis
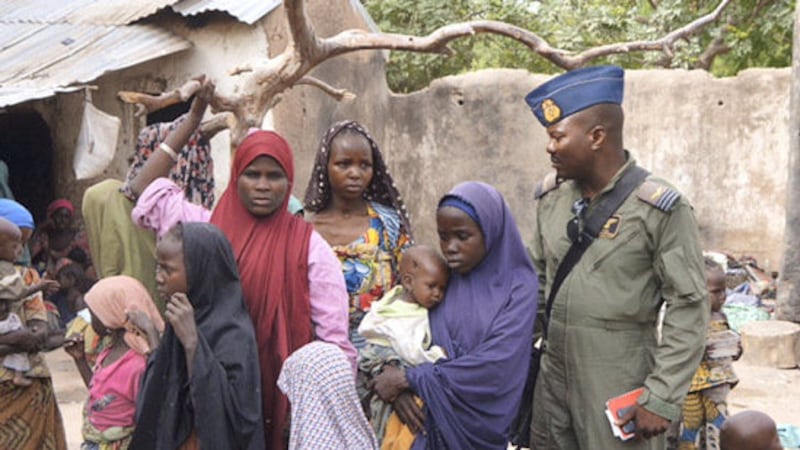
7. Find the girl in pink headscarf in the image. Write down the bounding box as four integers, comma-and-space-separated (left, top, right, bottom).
64, 275, 164, 450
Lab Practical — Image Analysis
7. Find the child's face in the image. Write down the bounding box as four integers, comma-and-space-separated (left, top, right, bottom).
56, 271, 74, 291
408, 262, 449, 309
0, 228, 22, 263
155, 234, 188, 301
707, 270, 726, 312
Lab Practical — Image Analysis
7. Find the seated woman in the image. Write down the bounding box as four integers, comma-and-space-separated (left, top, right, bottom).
130, 223, 263, 449
303, 120, 413, 348
371, 182, 538, 449
30, 199, 92, 277
131, 128, 354, 450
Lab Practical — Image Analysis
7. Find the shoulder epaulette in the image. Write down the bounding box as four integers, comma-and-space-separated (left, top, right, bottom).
636, 180, 681, 212
534, 172, 561, 199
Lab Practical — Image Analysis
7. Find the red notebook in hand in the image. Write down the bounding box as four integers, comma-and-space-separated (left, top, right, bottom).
604, 387, 645, 441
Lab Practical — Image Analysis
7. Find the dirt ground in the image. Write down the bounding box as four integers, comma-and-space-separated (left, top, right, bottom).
46, 350, 800, 450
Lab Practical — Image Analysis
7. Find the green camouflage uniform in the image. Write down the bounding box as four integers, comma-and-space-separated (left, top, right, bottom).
529, 156, 709, 450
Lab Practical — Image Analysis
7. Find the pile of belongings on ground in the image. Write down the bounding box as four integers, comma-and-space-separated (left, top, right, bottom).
704, 251, 776, 332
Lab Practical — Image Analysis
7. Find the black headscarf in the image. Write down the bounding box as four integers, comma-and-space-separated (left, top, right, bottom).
302, 120, 413, 240
130, 222, 264, 450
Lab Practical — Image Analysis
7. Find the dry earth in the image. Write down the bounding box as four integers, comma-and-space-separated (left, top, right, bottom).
47, 350, 800, 450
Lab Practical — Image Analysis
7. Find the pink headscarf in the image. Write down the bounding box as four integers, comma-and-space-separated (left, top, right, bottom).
46, 199, 74, 218
83, 275, 164, 355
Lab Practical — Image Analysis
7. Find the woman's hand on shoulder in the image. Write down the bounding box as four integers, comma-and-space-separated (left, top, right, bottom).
165, 293, 197, 351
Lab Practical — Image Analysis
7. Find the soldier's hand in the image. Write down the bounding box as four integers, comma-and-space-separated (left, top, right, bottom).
615, 404, 669, 440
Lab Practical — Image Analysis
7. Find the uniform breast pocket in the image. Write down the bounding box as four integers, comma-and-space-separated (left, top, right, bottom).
588, 226, 646, 272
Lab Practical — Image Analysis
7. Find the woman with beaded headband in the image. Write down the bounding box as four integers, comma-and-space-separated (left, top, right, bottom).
304, 120, 413, 349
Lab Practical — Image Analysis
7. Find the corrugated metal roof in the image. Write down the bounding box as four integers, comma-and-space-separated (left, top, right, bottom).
0, 22, 191, 107
171, 0, 281, 25
0, 0, 178, 26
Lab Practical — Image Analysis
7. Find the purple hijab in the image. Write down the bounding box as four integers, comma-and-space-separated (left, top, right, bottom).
407, 182, 538, 449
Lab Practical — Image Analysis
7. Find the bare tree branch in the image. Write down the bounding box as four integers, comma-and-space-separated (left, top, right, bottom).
312, 0, 731, 70
117, 79, 202, 117
284, 0, 321, 62
319, 21, 571, 68
695, 35, 731, 70
574, 0, 732, 68
295, 76, 356, 101
200, 113, 235, 139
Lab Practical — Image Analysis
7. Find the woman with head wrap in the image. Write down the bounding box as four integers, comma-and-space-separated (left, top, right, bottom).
63, 275, 164, 450
370, 182, 538, 449
131, 128, 355, 449
129, 223, 263, 450
0, 201, 67, 449
29, 198, 92, 277
303, 120, 413, 349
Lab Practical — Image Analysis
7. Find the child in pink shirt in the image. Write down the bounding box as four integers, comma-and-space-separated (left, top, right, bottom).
64, 276, 164, 449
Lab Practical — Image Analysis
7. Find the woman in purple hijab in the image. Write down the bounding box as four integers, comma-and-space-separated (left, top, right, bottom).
372, 181, 538, 449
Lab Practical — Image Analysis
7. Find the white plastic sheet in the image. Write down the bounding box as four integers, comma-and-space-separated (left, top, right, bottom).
73, 94, 120, 180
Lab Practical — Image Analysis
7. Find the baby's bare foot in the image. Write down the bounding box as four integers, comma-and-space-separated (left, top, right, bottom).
12, 372, 32, 387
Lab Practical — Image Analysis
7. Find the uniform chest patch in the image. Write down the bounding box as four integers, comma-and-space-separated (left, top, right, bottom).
599, 215, 621, 239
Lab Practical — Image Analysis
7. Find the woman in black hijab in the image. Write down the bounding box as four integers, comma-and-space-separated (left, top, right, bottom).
129, 222, 264, 450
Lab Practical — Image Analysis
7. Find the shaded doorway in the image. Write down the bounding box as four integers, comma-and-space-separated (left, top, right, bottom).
0, 111, 55, 224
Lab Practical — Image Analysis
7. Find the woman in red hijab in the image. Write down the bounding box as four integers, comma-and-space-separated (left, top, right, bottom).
132, 130, 355, 450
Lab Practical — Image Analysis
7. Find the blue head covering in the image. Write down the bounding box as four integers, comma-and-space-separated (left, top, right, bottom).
0, 199, 34, 266
0, 199, 34, 230
525, 65, 624, 127
407, 182, 538, 450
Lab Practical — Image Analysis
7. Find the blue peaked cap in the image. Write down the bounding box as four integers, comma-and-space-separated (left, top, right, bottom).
525, 65, 624, 127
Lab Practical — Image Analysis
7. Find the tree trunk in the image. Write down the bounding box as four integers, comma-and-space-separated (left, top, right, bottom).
777, 3, 800, 322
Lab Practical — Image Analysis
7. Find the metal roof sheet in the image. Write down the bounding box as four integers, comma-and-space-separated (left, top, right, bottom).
171, 0, 281, 25
0, 0, 178, 26
0, 22, 191, 107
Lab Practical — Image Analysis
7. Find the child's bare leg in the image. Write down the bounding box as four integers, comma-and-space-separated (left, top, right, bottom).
12, 370, 32, 386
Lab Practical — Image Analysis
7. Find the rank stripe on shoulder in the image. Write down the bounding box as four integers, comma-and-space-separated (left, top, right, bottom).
636, 180, 680, 212
655, 189, 680, 211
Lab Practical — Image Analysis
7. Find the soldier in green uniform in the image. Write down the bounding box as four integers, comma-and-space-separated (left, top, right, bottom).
524, 65, 708, 450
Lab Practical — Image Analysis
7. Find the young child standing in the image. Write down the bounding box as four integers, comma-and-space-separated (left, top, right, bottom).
670, 259, 741, 450
64, 275, 164, 450
357, 245, 449, 446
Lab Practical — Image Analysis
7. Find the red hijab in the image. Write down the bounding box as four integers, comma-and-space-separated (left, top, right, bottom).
210, 130, 313, 450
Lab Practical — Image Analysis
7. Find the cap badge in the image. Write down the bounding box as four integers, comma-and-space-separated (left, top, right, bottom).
542, 99, 561, 123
